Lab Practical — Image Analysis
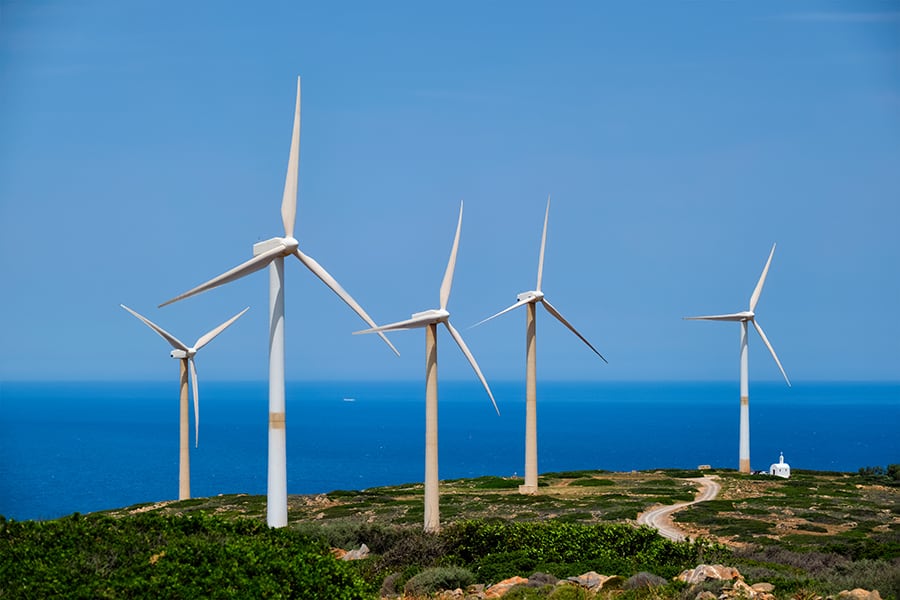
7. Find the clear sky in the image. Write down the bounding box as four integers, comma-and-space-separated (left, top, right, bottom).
1, 1, 898, 383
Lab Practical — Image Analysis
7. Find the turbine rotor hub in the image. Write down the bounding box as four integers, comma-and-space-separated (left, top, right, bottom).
282, 236, 299, 254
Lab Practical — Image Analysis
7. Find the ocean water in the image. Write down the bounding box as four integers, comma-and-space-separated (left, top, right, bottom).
0, 380, 897, 521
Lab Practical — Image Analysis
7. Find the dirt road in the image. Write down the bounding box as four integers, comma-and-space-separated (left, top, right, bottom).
635, 476, 720, 541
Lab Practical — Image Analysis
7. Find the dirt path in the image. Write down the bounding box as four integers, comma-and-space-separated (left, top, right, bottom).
635, 476, 720, 541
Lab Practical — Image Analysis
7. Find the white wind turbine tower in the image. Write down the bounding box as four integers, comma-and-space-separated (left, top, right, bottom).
121, 304, 248, 500
473, 196, 606, 494
684, 243, 791, 474
159, 77, 398, 528
354, 202, 499, 533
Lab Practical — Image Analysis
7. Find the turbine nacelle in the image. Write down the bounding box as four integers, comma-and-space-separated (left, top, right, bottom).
170, 349, 196, 359
517, 290, 544, 303
412, 309, 450, 323
253, 236, 299, 257
685, 311, 755, 323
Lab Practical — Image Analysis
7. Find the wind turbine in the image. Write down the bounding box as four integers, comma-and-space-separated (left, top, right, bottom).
684, 243, 791, 474
354, 202, 499, 533
159, 77, 399, 528
121, 304, 248, 500
473, 196, 606, 494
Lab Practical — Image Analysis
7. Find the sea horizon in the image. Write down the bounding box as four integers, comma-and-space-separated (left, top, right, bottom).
1, 379, 897, 521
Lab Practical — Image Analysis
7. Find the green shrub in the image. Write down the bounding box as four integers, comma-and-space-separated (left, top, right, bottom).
555, 512, 594, 523
624, 571, 667, 589
569, 478, 615, 487
0, 513, 371, 599
294, 521, 406, 555
602, 506, 642, 520
468, 476, 522, 489
379, 571, 403, 597
889, 464, 900, 483
544, 470, 609, 479
547, 584, 592, 599
471, 549, 538, 583
504, 585, 554, 599
443, 520, 727, 581
403, 566, 475, 596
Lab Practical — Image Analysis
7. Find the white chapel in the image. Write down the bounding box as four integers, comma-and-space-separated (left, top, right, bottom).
769, 452, 791, 478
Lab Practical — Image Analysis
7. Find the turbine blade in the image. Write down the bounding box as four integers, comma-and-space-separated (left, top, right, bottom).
443, 320, 500, 415
193, 307, 250, 351
281, 76, 301, 238
749, 243, 777, 312
295, 249, 400, 356
752, 319, 791, 387
536, 195, 550, 291
120, 304, 189, 351
439, 202, 464, 311
683, 313, 748, 322
540, 298, 608, 363
353, 313, 437, 334
471, 298, 530, 328
159, 245, 284, 307
189, 357, 200, 447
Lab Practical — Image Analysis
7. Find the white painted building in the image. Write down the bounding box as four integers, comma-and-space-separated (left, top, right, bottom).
769, 453, 791, 478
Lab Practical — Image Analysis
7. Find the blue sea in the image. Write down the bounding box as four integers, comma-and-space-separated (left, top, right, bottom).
0, 380, 897, 521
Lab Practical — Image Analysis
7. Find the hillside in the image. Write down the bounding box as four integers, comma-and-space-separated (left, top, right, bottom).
3, 469, 898, 599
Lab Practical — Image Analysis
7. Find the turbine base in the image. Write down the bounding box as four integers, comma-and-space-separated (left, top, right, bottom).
518, 484, 538, 495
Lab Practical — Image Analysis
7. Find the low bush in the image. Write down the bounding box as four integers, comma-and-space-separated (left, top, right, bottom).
467, 476, 522, 489
0, 513, 371, 599
403, 566, 475, 596
732, 543, 900, 599
444, 520, 728, 581
471, 549, 538, 583
504, 585, 554, 599
624, 571, 668, 589
569, 478, 615, 487
547, 585, 592, 599
858, 465, 900, 486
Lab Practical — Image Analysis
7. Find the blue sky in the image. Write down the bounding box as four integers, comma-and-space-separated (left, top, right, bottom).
1, 1, 898, 383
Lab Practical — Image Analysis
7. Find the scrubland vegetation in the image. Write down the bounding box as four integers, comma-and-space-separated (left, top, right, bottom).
1, 469, 897, 599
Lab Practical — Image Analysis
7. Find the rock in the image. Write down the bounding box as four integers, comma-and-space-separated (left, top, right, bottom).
467, 583, 486, 594
484, 576, 529, 598
732, 580, 755, 596
341, 543, 369, 560
330, 547, 347, 559
566, 571, 619, 591
677, 565, 743, 584
838, 590, 882, 600
436, 588, 465, 599
716, 579, 775, 600
696, 591, 717, 600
